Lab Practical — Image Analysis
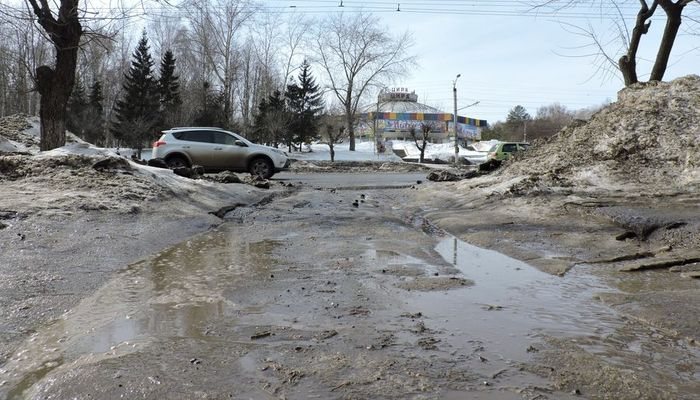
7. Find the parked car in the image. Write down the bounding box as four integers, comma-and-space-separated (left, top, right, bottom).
462, 145, 489, 165
152, 127, 289, 179
487, 142, 530, 161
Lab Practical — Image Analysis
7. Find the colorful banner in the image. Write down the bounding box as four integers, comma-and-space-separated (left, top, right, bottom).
366, 112, 487, 127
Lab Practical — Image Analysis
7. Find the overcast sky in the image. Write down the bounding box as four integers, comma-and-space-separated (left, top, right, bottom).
266, 0, 700, 124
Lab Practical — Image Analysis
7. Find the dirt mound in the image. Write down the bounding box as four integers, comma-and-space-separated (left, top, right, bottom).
503, 75, 700, 191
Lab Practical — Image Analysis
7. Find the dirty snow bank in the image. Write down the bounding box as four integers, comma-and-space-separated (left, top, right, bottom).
0, 116, 263, 217
501, 75, 700, 192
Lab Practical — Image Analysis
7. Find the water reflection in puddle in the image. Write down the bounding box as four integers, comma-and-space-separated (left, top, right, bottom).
1, 230, 281, 399
404, 237, 622, 360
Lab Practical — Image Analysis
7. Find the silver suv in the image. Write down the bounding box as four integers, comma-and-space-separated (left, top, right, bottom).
152, 127, 289, 179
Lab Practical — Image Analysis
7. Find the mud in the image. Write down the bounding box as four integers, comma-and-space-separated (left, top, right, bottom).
407, 177, 700, 399
2, 178, 699, 399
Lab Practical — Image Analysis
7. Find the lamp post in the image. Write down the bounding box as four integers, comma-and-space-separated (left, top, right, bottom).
453, 74, 461, 167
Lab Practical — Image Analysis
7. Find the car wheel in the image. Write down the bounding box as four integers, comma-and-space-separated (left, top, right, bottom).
166, 155, 189, 169
249, 157, 274, 179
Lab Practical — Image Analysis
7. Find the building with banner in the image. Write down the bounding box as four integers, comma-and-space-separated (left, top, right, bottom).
359, 87, 487, 145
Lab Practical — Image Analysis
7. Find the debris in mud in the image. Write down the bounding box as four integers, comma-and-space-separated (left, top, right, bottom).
348, 306, 370, 316
615, 231, 637, 241
411, 321, 435, 334
250, 330, 272, 340
92, 157, 133, 172
396, 276, 474, 291
618, 250, 700, 272
478, 159, 502, 173
314, 330, 338, 340
147, 158, 168, 168
173, 165, 204, 179
209, 203, 247, 219
205, 171, 243, 184
482, 304, 504, 311
426, 169, 478, 182
589, 251, 656, 264
417, 337, 440, 350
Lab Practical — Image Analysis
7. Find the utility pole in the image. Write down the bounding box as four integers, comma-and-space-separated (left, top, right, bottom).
453, 73, 461, 167
523, 120, 527, 143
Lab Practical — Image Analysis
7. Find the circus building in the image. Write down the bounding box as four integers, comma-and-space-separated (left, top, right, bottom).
359, 87, 487, 145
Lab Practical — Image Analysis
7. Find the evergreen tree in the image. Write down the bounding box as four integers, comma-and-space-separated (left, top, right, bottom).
253, 90, 289, 146
158, 49, 181, 129
86, 81, 105, 145
506, 105, 531, 124
66, 77, 87, 137
192, 81, 227, 128
111, 31, 160, 157
506, 105, 531, 142
285, 60, 325, 151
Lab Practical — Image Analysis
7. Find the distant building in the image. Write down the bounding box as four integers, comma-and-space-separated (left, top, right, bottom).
359, 87, 487, 144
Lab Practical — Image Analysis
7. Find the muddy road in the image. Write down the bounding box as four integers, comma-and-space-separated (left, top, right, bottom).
1, 176, 699, 399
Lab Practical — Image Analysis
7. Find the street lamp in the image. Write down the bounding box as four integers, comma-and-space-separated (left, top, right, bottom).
453, 74, 461, 167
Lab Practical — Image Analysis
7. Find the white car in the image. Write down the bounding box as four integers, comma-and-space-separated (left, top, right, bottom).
462, 144, 489, 165
152, 127, 289, 179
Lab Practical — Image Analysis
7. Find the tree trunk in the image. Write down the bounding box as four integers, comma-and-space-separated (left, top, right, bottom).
30, 0, 81, 151
619, 1, 658, 86
618, 56, 638, 87
650, 2, 683, 82
329, 143, 335, 162
345, 102, 355, 151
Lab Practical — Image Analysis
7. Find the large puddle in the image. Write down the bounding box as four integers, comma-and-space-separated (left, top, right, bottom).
398, 237, 700, 396
2, 230, 698, 398
0, 229, 279, 398
415, 237, 620, 358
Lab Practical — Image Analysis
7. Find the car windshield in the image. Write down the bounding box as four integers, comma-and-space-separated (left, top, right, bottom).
488, 144, 498, 152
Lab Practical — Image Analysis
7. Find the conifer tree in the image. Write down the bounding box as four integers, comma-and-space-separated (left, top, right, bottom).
285, 60, 324, 151
158, 50, 181, 129
86, 81, 105, 145
66, 77, 87, 137
253, 91, 289, 147
192, 81, 226, 128
112, 31, 160, 157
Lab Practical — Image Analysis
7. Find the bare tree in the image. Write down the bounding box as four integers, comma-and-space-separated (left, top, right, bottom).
187, 0, 255, 127
410, 122, 439, 164
24, 0, 81, 150
324, 124, 346, 163
314, 12, 416, 151
281, 13, 313, 85
536, 0, 698, 86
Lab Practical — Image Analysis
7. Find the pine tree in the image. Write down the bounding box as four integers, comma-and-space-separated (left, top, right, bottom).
111, 31, 160, 157
66, 77, 87, 137
252, 91, 289, 146
192, 81, 226, 128
158, 50, 181, 129
86, 81, 105, 145
285, 60, 325, 151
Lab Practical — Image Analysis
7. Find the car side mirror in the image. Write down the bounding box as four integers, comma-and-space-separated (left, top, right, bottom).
234, 140, 248, 147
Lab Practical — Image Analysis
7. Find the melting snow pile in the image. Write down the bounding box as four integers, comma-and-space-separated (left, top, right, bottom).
504, 75, 700, 191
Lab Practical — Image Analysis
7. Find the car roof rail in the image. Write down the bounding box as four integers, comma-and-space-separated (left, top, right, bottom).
169, 127, 225, 131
